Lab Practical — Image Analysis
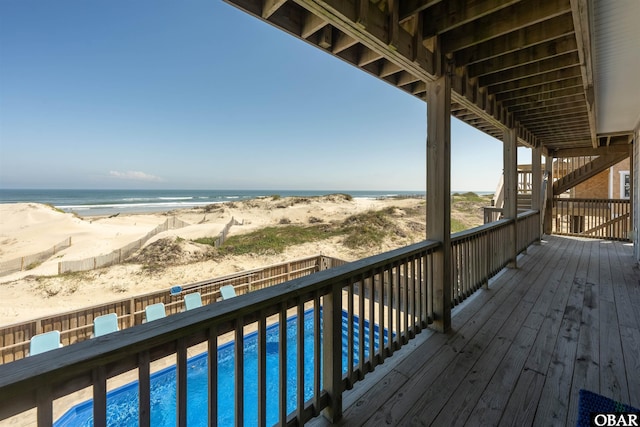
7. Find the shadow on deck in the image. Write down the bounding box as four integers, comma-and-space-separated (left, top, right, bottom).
311, 235, 640, 426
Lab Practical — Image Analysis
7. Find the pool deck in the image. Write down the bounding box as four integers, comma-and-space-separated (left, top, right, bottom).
309, 235, 640, 426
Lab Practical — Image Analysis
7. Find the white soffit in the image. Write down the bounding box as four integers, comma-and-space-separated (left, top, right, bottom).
592, 0, 640, 134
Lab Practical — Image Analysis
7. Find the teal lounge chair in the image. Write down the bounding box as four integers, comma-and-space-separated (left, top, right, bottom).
145, 303, 166, 322
220, 285, 237, 300
184, 292, 202, 310
30, 330, 62, 356
93, 313, 119, 337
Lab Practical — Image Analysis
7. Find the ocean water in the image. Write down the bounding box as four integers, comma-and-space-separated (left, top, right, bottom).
0, 189, 424, 216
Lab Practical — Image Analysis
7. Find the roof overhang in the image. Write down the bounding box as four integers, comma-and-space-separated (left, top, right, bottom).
224, 0, 639, 153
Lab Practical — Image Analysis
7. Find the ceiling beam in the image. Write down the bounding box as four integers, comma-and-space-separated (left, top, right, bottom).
467, 34, 577, 77
422, 0, 520, 36
332, 32, 358, 53
507, 94, 586, 112
399, 0, 443, 23
569, 0, 597, 148
480, 51, 579, 87
501, 86, 583, 107
262, 0, 288, 18
453, 13, 575, 66
488, 66, 581, 94
437, 0, 572, 54
552, 145, 631, 157
302, 12, 327, 38
495, 77, 582, 101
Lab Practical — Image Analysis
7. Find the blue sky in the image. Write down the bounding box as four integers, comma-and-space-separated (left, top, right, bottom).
0, 0, 527, 192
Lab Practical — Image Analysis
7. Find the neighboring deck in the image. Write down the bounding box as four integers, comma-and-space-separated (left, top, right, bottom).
311, 235, 640, 426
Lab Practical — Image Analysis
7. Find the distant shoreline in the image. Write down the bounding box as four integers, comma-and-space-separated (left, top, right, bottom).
0, 189, 494, 217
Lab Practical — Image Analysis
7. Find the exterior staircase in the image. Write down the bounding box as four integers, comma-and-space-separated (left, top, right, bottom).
552, 152, 629, 194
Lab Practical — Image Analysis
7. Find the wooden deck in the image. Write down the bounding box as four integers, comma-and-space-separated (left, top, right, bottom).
310, 235, 640, 426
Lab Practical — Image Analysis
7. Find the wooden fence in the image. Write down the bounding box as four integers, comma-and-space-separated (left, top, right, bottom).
552, 198, 631, 241
0, 255, 340, 364
57, 216, 192, 274
0, 237, 72, 277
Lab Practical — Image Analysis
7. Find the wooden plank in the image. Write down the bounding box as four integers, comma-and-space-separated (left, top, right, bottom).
466, 237, 575, 425
533, 243, 588, 425
598, 242, 630, 404
566, 239, 600, 427
500, 239, 584, 425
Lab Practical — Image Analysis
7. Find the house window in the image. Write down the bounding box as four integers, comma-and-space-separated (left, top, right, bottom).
620, 171, 630, 199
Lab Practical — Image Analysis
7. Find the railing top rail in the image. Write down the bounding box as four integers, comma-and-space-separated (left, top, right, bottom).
516, 209, 539, 219
0, 238, 440, 417
553, 197, 631, 203
451, 217, 512, 243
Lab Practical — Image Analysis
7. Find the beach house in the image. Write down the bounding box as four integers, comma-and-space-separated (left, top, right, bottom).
1, 0, 638, 425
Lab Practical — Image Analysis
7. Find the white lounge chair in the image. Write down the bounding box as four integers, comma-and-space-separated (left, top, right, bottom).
184, 292, 202, 310
145, 303, 166, 322
93, 313, 119, 337
30, 330, 62, 356
220, 285, 237, 300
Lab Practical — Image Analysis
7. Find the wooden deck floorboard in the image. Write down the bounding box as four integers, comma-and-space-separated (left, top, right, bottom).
309, 235, 640, 427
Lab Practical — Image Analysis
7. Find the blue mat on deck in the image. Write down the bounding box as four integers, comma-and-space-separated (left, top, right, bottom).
576, 389, 640, 427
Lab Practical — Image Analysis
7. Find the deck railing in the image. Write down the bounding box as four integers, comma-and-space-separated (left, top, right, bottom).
450, 210, 539, 306
0, 256, 340, 364
552, 198, 631, 241
0, 214, 541, 426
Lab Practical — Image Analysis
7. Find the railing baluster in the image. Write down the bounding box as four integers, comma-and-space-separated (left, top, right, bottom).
176, 338, 188, 427
235, 317, 244, 427
278, 303, 287, 426
36, 385, 52, 427
138, 351, 151, 427
347, 279, 354, 384
358, 274, 365, 378
387, 266, 394, 357
92, 366, 107, 427
378, 267, 386, 363
257, 312, 266, 427
208, 325, 218, 426
395, 262, 401, 349
313, 292, 321, 415
402, 261, 409, 342
296, 300, 304, 423
368, 273, 376, 368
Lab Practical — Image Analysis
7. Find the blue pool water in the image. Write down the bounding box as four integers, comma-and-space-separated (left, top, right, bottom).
54, 310, 384, 426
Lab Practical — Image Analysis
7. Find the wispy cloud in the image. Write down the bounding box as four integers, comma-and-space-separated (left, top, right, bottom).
109, 170, 164, 182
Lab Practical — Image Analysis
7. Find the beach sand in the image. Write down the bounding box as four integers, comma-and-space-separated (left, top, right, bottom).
0, 195, 461, 326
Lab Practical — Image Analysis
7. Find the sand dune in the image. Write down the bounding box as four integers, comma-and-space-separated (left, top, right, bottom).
0, 194, 488, 325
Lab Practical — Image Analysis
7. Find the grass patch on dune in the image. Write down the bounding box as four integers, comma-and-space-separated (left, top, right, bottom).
341, 208, 397, 249
218, 225, 341, 255
212, 207, 402, 255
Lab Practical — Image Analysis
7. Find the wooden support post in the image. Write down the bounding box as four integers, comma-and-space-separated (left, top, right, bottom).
544, 153, 554, 234
322, 283, 343, 422
532, 147, 542, 243
426, 66, 452, 333
532, 147, 542, 211
503, 128, 518, 268
628, 144, 634, 240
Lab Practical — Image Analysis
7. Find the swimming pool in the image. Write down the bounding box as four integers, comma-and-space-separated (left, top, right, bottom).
54, 309, 384, 426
